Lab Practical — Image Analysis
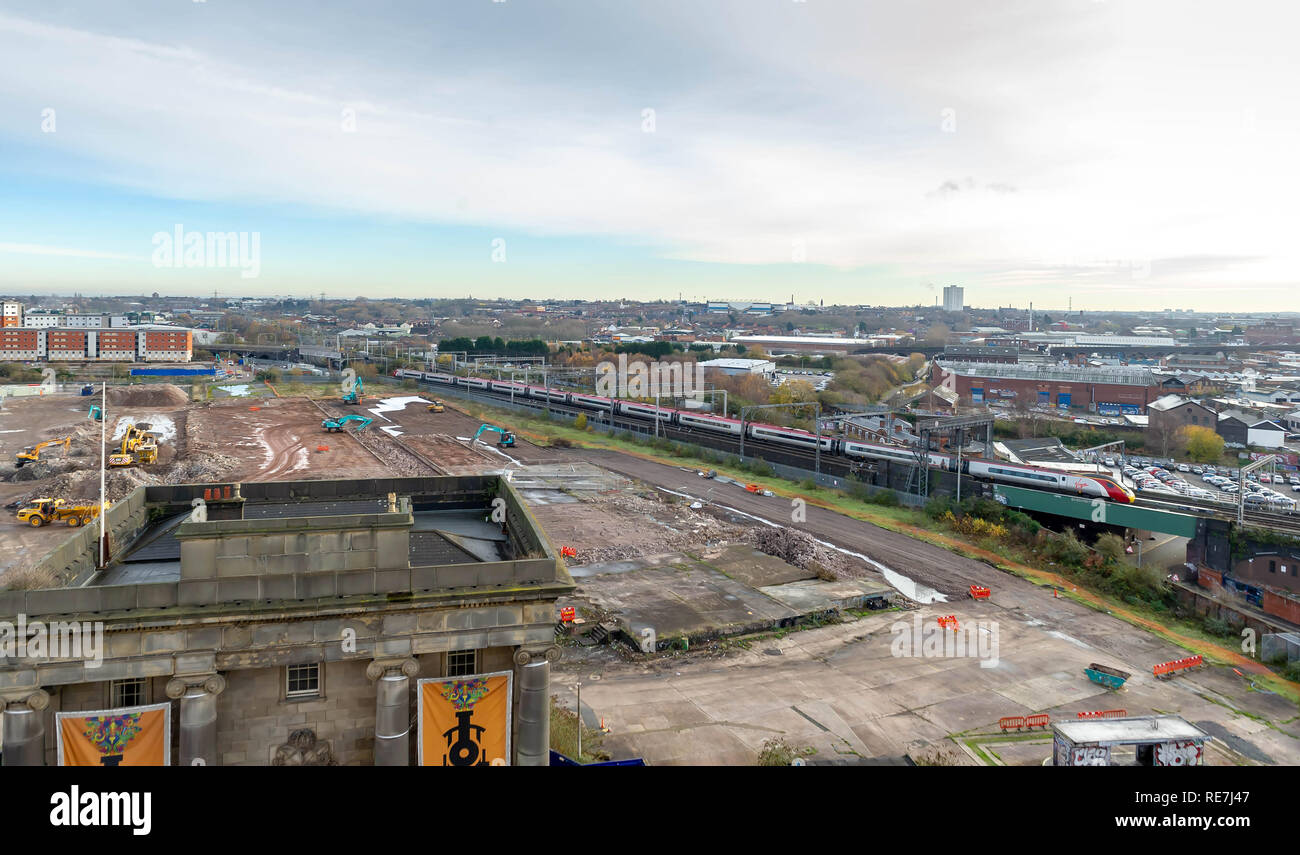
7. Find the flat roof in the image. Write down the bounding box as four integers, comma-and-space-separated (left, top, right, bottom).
1054, 715, 1210, 744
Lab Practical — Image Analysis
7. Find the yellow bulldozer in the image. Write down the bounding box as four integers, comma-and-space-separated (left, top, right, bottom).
14, 437, 71, 468
16, 498, 101, 528
107, 424, 160, 467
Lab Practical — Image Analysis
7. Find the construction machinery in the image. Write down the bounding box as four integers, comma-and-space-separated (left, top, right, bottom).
342, 376, 364, 405
15, 437, 71, 468
108, 424, 160, 467
426, 399, 445, 413
322, 415, 374, 433
88, 404, 102, 421
472, 423, 517, 448
16, 498, 101, 528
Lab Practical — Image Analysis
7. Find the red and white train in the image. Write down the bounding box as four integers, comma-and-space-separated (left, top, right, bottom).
395, 370, 1136, 503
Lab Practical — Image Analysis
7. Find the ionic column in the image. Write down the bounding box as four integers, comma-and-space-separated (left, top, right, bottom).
1, 689, 50, 767
367, 658, 419, 766
514, 646, 561, 766
166, 674, 226, 767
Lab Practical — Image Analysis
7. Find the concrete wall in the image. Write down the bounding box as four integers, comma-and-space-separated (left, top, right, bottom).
176, 508, 413, 578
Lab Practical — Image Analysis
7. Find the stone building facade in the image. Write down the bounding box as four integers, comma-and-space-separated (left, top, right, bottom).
0, 476, 572, 766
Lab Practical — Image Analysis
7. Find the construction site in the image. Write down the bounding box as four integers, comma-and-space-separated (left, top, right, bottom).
2, 381, 1298, 767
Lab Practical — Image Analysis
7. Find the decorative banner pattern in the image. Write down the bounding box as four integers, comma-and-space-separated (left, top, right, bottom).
418, 671, 513, 766
56, 703, 171, 767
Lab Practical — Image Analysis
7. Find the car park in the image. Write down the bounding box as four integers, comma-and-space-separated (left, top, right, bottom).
1178, 464, 1190, 472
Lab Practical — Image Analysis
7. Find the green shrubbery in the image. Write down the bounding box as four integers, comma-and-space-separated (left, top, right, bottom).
922, 495, 1170, 609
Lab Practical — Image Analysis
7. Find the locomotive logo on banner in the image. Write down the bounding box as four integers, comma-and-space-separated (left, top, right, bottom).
56, 702, 171, 766
418, 671, 513, 766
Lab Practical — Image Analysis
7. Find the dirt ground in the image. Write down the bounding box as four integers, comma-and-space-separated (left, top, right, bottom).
0, 389, 554, 583
188, 396, 396, 482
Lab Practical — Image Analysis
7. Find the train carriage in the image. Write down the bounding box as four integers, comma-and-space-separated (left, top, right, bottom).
676, 412, 744, 436
616, 401, 673, 422
747, 424, 835, 452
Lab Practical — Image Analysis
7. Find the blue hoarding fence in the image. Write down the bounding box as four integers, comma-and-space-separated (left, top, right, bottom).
129, 367, 216, 377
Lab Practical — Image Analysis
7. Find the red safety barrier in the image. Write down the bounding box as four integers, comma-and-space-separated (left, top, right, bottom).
998, 716, 1025, 732
1024, 713, 1050, 729
1077, 709, 1128, 720
316, 445, 329, 452
969, 585, 991, 599
937, 615, 959, 630
559, 607, 576, 623
1153, 655, 1203, 678
560, 546, 577, 558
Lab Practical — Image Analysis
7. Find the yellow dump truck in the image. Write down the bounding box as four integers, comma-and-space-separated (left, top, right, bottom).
16, 498, 101, 528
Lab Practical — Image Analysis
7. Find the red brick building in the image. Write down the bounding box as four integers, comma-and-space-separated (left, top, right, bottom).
931, 361, 1160, 413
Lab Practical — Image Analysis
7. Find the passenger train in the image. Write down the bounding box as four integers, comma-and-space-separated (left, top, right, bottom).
395, 370, 1137, 503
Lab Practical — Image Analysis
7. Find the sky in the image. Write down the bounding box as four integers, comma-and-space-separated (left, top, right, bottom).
1, 0, 1298, 311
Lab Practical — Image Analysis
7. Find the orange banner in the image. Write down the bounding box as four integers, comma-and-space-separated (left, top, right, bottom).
418, 671, 513, 766
56, 704, 171, 767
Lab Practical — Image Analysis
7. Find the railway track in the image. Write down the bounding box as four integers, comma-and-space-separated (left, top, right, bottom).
307, 397, 446, 476
401, 378, 1300, 531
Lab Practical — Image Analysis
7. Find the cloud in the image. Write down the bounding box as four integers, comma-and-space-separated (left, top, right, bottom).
0, 242, 141, 261
0, 2, 1298, 308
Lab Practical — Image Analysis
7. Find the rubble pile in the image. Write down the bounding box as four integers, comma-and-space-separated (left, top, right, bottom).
562, 490, 750, 565
10, 451, 238, 505
105, 384, 189, 408
751, 525, 863, 580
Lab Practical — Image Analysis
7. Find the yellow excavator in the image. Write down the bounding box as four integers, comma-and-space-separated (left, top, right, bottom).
15, 437, 71, 468
108, 425, 159, 467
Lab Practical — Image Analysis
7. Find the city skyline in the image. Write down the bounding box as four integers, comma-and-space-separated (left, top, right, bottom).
2, 1, 1298, 310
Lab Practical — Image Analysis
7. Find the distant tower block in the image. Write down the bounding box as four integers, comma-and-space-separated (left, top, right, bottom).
942, 285, 965, 313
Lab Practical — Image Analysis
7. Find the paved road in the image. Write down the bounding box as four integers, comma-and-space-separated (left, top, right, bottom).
567, 448, 1025, 601
547, 448, 1300, 765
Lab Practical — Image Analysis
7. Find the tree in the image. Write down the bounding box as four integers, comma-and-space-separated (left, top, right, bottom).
770, 379, 818, 410
1181, 425, 1224, 463
574, 412, 588, 431
923, 323, 950, 345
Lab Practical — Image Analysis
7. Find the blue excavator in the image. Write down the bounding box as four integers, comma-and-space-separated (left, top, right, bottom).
322, 415, 373, 433
342, 376, 364, 405
473, 423, 516, 448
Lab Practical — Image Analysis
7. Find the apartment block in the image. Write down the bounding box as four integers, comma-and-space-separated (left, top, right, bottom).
0, 327, 193, 363
1, 301, 22, 327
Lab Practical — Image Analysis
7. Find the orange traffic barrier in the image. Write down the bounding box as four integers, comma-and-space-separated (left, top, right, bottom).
998, 716, 1025, 732
1077, 709, 1128, 720
937, 615, 959, 631
249, 406, 261, 411
560, 546, 577, 558
559, 607, 576, 623
316, 445, 330, 452
1024, 714, 1050, 729
969, 585, 991, 599
1153, 655, 1203, 679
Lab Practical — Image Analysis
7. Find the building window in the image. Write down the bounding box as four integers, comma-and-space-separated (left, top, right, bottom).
446, 649, 478, 677
1269, 561, 1277, 574
111, 678, 147, 708
286, 663, 321, 698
